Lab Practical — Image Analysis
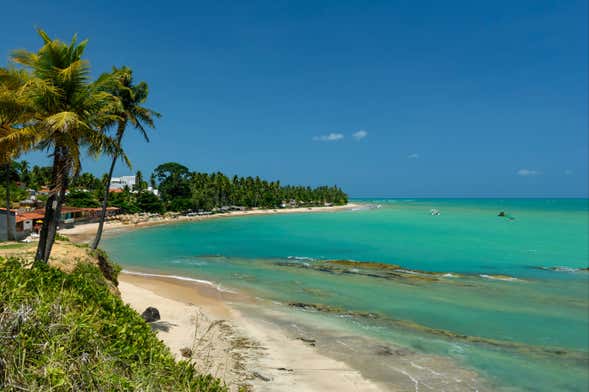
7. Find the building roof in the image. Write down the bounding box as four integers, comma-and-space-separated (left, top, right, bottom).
15, 212, 45, 223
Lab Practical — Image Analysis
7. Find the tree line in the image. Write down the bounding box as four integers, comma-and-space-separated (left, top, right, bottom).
2, 159, 348, 214
154, 162, 348, 211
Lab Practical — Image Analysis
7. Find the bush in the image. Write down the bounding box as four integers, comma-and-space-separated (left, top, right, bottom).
0, 258, 226, 391
136, 191, 164, 214
65, 190, 101, 208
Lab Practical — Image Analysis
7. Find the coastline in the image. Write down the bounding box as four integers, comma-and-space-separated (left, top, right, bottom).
58, 202, 495, 391
59, 203, 361, 243
119, 272, 383, 391
64, 202, 386, 391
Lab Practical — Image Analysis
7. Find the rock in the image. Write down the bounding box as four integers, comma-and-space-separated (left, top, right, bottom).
297, 337, 316, 346
253, 371, 272, 382
141, 307, 161, 322
180, 347, 192, 358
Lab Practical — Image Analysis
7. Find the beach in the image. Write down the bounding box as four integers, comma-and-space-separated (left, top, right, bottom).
60, 203, 390, 391
119, 272, 384, 391
59, 203, 360, 243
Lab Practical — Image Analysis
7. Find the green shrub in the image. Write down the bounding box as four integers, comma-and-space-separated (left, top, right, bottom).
0, 258, 226, 391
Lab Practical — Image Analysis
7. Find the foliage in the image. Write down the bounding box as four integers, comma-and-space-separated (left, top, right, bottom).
153, 162, 192, 209
0, 185, 27, 205
135, 191, 164, 213
107, 187, 140, 213
65, 190, 100, 208
0, 257, 226, 391
70, 172, 103, 192
154, 163, 348, 212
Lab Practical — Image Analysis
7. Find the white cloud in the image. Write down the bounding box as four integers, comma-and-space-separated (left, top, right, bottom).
408, 153, 420, 159
352, 130, 368, 140
313, 133, 344, 142
564, 169, 573, 175
517, 169, 541, 176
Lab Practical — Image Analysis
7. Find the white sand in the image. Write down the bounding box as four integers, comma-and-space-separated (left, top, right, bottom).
59, 203, 360, 243
118, 274, 383, 392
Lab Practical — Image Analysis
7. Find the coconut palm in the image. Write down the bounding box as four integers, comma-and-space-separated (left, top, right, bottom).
91, 66, 159, 249
0, 30, 121, 261
0, 67, 33, 241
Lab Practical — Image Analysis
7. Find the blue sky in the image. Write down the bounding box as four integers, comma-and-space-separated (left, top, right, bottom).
2, 0, 587, 197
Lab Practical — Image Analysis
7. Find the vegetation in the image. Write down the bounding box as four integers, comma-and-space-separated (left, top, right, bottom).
0, 257, 226, 391
1, 30, 122, 262
92, 66, 159, 250
154, 162, 348, 211
2, 158, 348, 214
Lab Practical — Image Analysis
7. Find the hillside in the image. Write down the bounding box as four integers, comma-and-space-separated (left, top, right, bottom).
0, 241, 227, 391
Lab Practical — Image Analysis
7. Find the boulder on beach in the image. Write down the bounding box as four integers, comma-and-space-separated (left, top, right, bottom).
141, 307, 161, 322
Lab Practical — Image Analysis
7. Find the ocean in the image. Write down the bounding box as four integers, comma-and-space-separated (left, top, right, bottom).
103, 198, 589, 391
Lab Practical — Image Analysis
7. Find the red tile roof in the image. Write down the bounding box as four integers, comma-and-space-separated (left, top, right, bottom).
15, 212, 45, 223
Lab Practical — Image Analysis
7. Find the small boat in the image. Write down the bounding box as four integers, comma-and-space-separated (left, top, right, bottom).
430, 208, 440, 216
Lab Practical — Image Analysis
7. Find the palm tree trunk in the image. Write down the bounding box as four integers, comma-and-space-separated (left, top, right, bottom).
35, 146, 68, 263
35, 150, 60, 262
4, 163, 13, 241
43, 178, 67, 262
91, 126, 124, 249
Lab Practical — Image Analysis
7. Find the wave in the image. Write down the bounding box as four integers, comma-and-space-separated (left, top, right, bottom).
479, 274, 520, 282
287, 256, 315, 261
121, 269, 237, 293
535, 266, 589, 273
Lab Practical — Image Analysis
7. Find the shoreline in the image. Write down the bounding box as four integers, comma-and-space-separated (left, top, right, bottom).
119, 271, 384, 391
59, 203, 361, 243
69, 202, 386, 391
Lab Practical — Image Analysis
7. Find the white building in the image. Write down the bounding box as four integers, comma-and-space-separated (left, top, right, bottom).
110, 176, 136, 190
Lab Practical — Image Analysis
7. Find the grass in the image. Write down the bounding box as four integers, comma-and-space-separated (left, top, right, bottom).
0, 257, 227, 391
0, 242, 30, 250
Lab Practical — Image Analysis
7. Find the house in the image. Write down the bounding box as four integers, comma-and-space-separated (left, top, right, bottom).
0, 209, 17, 241
1, 206, 121, 241
110, 176, 136, 190
0, 209, 44, 241
50, 206, 121, 228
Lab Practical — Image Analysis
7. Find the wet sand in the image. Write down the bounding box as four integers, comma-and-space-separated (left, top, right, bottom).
119, 272, 384, 391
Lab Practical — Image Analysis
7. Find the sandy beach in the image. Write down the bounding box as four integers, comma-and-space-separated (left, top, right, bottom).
59, 203, 360, 243
119, 272, 383, 391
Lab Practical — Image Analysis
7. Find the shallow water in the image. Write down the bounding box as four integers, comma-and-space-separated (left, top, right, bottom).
104, 199, 589, 391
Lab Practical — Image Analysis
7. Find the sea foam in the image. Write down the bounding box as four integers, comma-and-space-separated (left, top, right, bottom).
122, 269, 237, 293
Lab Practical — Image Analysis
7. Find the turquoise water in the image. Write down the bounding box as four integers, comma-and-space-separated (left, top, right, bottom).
104, 199, 589, 391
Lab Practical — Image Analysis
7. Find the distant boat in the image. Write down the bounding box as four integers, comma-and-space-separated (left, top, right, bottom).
430, 208, 440, 216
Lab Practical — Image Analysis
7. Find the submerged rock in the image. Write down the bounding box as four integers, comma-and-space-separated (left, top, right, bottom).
141, 307, 161, 322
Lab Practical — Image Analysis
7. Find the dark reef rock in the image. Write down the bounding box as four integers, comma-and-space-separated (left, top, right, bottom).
141, 307, 161, 322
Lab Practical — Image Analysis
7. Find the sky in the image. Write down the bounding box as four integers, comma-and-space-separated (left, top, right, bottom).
1, 0, 587, 197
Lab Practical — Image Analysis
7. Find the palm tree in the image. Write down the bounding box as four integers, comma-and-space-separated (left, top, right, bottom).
1, 30, 121, 261
91, 66, 159, 249
0, 67, 32, 241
